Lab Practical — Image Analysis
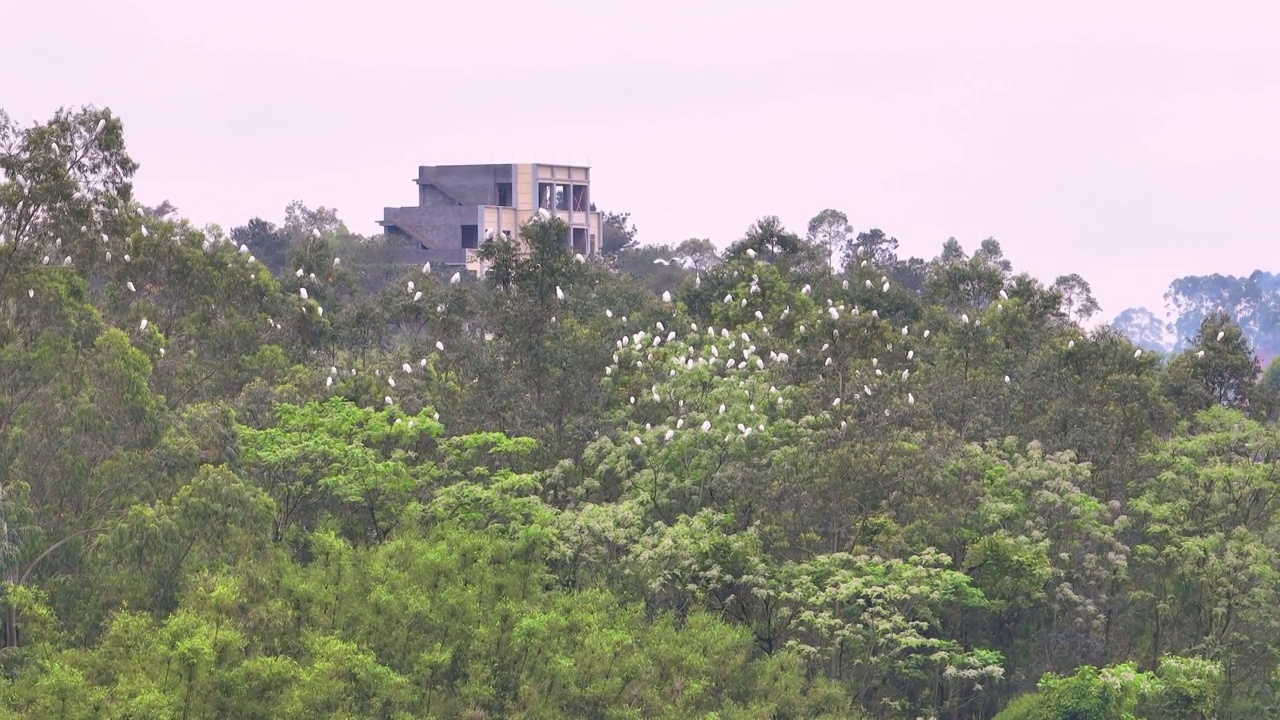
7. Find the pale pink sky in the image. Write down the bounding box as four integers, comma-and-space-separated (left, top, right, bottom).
6, 1, 1279, 318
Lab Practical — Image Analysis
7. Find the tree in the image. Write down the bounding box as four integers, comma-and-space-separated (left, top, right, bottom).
141, 199, 177, 219
282, 199, 343, 239
725, 215, 826, 273
599, 210, 637, 254
1111, 307, 1173, 354
939, 237, 967, 263
0, 106, 143, 647
842, 228, 899, 270
1164, 311, 1262, 413
975, 237, 1013, 273
1052, 273, 1102, 323
673, 237, 720, 270
805, 208, 853, 268
230, 218, 290, 275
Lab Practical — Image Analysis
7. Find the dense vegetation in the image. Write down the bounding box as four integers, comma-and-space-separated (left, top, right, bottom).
2, 106, 1280, 719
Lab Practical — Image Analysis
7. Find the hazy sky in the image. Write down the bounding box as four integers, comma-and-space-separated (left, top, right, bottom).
5, 1, 1278, 318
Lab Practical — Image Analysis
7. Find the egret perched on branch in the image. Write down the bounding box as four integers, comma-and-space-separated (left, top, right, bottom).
450, 272, 461, 284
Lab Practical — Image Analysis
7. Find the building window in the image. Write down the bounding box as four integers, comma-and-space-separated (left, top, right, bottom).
495, 183, 512, 207
539, 183, 554, 210
555, 184, 570, 211
572, 185, 589, 211
461, 224, 479, 249
572, 227, 588, 255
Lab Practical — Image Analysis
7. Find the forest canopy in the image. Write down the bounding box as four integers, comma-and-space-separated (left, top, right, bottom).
0, 106, 1278, 719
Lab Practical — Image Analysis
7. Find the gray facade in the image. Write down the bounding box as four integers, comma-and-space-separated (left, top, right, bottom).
380, 164, 514, 267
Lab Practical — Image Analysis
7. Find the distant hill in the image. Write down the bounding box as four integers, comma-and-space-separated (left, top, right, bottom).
1112, 270, 1280, 367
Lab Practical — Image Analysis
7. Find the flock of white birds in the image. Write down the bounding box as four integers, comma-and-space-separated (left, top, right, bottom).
597, 260, 938, 449
5, 116, 1229, 436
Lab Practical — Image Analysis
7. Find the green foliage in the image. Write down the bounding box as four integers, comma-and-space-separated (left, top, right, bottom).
994, 657, 1222, 720
4, 104, 1280, 719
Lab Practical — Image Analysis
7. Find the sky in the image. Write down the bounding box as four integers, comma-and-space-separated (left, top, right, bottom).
4, 1, 1279, 320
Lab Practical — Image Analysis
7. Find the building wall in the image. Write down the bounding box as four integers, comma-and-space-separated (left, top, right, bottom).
482, 206, 527, 237
417, 165, 513, 206
515, 164, 535, 210
386, 199, 477, 252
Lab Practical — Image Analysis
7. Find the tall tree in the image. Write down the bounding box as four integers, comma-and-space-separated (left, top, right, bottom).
805, 208, 853, 268
1052, 273, 1102, 323
842, 227, 900, 269
599, 210, 638, 254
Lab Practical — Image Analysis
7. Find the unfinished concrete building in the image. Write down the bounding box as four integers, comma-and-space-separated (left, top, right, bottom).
379, 163, 604, 275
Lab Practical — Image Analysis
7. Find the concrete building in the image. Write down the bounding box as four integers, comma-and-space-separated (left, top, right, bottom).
380, 163, 604, 274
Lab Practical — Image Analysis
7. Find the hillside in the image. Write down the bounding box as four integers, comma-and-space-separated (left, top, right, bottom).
2, 106, 1279, 719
